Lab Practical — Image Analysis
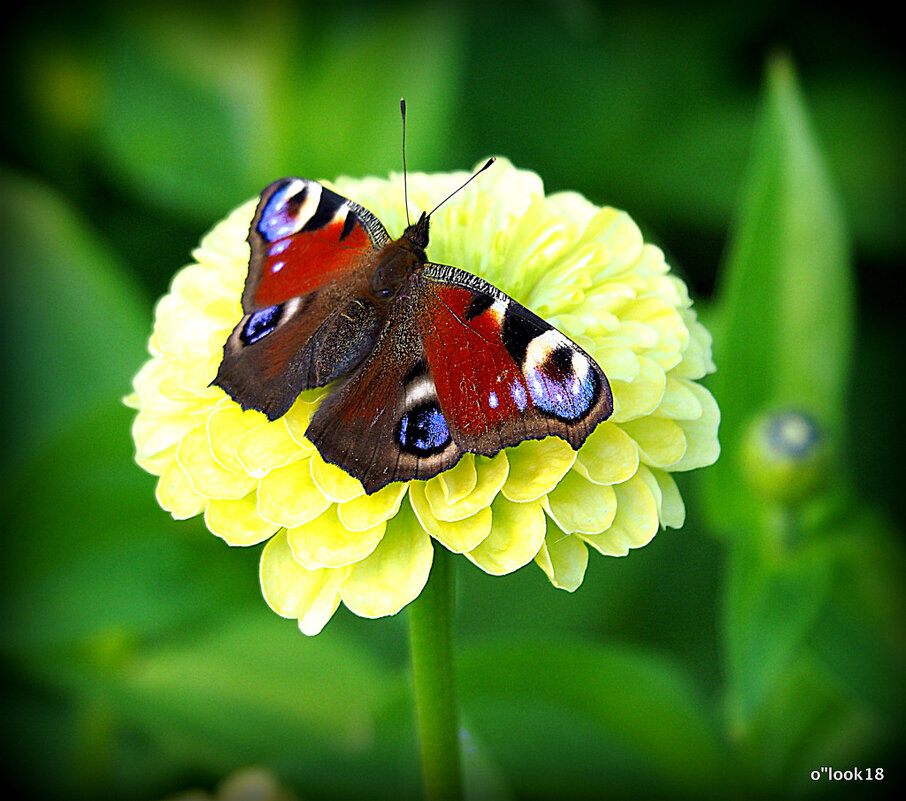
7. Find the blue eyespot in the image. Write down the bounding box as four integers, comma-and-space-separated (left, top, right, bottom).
240, 304, 282, 345
525, 346, 597, 422
398, 403, 451, 456
258, 181, 307, 242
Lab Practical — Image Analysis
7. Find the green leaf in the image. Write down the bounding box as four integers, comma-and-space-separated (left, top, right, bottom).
95, 4, 463, 221
722, 543, 832, 737
458, 635, 727, 798
0, 170, 149, 470
702, 54, 854, 532
0, 401, 254, 652
805, 506, 906, 719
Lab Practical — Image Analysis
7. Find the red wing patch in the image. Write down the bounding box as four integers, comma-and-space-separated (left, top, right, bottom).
247, 178, 376, 309
253, 220, 370, 307
421, 286, 532, 440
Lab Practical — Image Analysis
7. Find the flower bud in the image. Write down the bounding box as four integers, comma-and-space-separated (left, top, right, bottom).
740, 408, 831, 505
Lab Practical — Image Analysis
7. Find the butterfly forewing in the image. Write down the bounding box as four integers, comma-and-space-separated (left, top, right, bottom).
212, 179, 390, 420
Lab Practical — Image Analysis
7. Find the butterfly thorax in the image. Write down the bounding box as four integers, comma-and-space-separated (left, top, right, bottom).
370, 213, 430, 300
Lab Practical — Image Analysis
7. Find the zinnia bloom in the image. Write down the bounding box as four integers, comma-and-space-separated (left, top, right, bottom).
125, 159, 719, 635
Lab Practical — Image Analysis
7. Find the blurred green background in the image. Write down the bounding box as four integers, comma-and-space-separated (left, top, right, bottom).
1, 1, 903, 799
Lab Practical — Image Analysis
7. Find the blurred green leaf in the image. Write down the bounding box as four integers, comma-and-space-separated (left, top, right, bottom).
0, 401, 254, 652
702, 54, 854, 532
95, 3, 463, 222
722, 543, 832, 736
0, 170, 149, 469
459, 635, 727, 799
805, 506, 906, 718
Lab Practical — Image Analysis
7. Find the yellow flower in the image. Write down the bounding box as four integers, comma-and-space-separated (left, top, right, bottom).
126, 159, 719, 635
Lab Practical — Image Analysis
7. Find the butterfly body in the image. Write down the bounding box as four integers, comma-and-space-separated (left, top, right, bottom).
214, 175, 613, 493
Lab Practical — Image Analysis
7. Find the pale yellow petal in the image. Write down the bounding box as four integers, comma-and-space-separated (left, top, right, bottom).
410, 483, 492, 553
259, 531, 346, 635
657, 376, 704, 420
236, 418, 304, 478
671, 381, 720, 471
310, 452, 366, 503
176, 424, 255, 500
132, 409, 209, 468
434, 455, 478, 505
340, 504, 433, 618
535, 526, 589, 591
257, 458, 331, 528
581, 208, 644, 277
206, 403, 267, 474
609, 356, 666, 423
544, 470, 617, 534
282, 392, 325, 451
337, 481, 408, 532
500, 438, 575, 502
287, 506, 384, 569
671, 309, 715, 380
205, 493, 280, 546
580, 472, 659, 556
621, 416, 687, 469
649, 468, 686, 529
155, 458, 206, 519
574, 421, 640, 485
466, 497, 546, 575
425, 453, 508, 522
594, 345, 640, 382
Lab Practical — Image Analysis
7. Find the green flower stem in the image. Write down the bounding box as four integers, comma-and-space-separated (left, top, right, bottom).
408, 543, 463, 801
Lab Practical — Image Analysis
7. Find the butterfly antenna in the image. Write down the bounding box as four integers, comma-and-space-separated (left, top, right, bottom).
427, 157, 496, 218
400, 98, 411, 227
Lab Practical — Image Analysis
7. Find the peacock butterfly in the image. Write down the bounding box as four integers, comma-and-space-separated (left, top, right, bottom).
213, 119, 613, 494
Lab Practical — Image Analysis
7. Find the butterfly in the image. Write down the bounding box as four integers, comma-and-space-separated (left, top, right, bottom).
213, 162, 613, 494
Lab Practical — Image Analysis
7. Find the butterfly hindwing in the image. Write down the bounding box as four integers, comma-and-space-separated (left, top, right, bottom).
213, 179, 391, 420
305, 297, 465, 493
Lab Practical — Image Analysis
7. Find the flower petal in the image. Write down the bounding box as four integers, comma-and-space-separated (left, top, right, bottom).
337, 481, 408, 532
340, 503, 433, 619
609, 356, 666, 423
466, 496, 546, 575
310, 452, 366, 503
410, 482, 493, 553
177, 424, 255, 499
259, 531, 346, 635
657, 376, 704, 420
132, 409, 209, 469
282, 391, 324, 451
671, 382, 721, 471
257, 457, 331, 528
500, 438, 575, 502
574, 421, 640, 485
544, 470, 617, 534
434, 454, 478, 505
579, 472, 659, 556
236, 418, 304, 478
287, 506, 384, 569
424, 453, 509, 522
206, 403, 266, 474
647, 467, 686, 529
155, 458, 206, 519
621, 416, 687, 469
535, 526, 589, 591
205, 493, 280, 546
